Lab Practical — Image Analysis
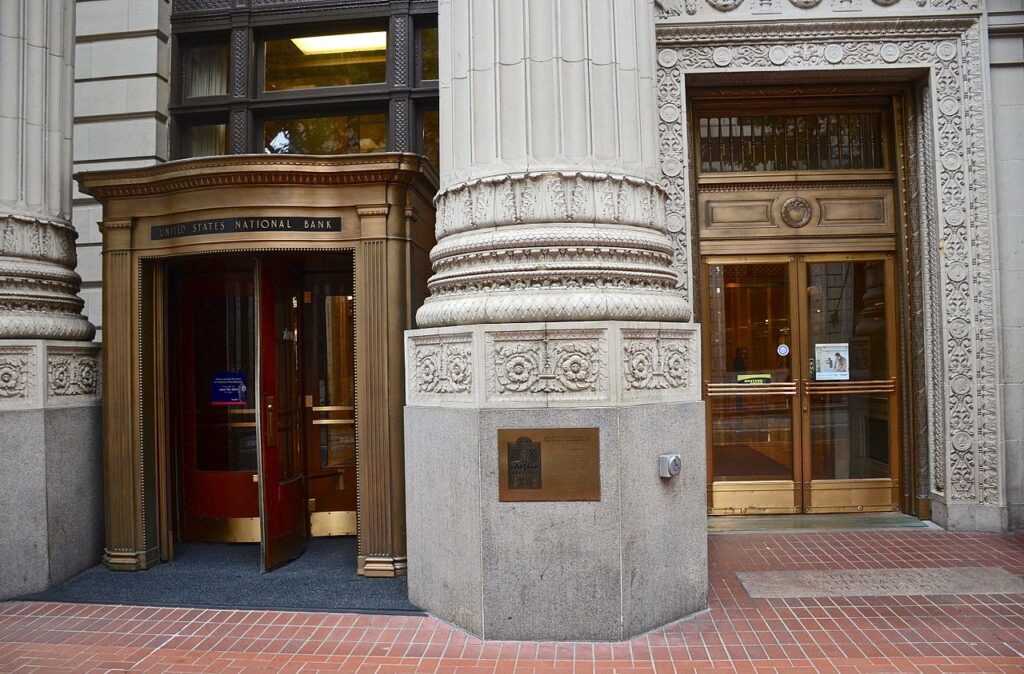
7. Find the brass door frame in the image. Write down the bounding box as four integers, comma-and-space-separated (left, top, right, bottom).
702, 254, 803, 514
795, 252, 901, 513
79, 154, 438, 574
703, 252, 902, 514
693, 86, 914, 516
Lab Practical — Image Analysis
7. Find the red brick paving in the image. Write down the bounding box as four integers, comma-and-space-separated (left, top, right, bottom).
2, 530, 1022, 672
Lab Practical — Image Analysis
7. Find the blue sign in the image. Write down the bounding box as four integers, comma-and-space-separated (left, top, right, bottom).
211, 370, 248, 406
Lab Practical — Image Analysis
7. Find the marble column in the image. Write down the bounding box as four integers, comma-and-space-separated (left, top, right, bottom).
0, 0, 103, 599
405, 0, 706, 641
416, 0, 689, 327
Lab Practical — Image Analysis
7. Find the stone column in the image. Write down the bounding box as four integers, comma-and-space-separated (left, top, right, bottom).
0, 0, 102, 599
405, 0, 706, 641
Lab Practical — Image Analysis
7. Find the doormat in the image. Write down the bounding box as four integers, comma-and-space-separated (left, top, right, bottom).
24, 537, 421, 614
737, 566, 1024, 598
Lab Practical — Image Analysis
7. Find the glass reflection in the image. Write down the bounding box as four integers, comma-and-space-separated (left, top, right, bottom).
711, 395, 793, 481
264, 31, 387, 92
263, 114, 386, 155
708, 263, 792, 384
421, 27, 438, 80
811, 394, 890, 479
806, 261, 888, 381
192, 277, 257, 472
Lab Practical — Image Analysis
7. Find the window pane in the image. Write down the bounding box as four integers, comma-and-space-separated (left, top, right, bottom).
697, 111, 885, 172
263, 114, 387, 154
186, 124, 227, 158
422, 109, 439, 169
264, 31, 387, 91
187, 43, 229, 98
421, 27, 438, 80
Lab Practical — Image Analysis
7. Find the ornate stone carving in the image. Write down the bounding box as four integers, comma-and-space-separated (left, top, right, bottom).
780, 197, 813, 228
621, 329, 696, 393
707, 0, 745, 10
408, 322, 701, 407
407, 333, 473, 403
488, 331, 604, 401
47, 351, 100, 397
656, 17, 1000, 507
419, 171, 691, 328
390, 15, 409, 87
0, 350, 33, 399
0, 215, 95, 341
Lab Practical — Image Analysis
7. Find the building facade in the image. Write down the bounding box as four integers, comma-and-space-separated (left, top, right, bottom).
0, 0, 1021, 605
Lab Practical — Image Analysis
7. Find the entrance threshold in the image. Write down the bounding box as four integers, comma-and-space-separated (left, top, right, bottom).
24, 538, 422, 615
709, 512, 936, 534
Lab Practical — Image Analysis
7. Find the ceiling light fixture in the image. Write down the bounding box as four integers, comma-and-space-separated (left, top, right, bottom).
291, 31, 387, 56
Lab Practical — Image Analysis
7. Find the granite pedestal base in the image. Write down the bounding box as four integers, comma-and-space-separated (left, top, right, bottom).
404, 401, 707, 641
0, 340, 103, 600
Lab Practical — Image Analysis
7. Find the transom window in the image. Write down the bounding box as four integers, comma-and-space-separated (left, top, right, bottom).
697, 111, 886, 173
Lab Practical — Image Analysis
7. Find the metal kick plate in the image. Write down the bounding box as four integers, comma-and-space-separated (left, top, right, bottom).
497, 428, 600, 502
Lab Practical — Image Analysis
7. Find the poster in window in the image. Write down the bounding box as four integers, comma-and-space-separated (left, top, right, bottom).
211, 370, 248, 406
814, 343, 850, 381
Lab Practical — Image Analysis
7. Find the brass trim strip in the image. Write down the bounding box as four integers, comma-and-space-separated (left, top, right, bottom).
706, 383, 798, 396
310, 510, 357, 537
311, 420, 356, 426
312, 405, 355, 412
804, 378, 896, 394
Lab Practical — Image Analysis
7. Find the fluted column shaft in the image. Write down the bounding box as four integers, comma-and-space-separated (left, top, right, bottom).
417, 0, 689, 327
0, 0, 94, 340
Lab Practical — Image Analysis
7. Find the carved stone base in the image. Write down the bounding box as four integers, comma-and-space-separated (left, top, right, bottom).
930, 499, 1009, 533
404, 400, 707, 640
406, 321, 700, 408
0, 340, 102, 599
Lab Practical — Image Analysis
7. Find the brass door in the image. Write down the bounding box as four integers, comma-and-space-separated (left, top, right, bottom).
703, 253, 900, 514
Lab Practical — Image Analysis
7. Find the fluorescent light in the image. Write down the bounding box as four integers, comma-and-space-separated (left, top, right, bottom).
290, 31, 387, 56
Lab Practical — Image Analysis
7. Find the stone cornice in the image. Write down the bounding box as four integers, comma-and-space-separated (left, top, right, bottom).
657, 17, 976, 44
75, 153, 440, 202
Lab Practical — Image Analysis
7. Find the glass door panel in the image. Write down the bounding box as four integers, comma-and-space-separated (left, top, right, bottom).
172, 260, 261, 543
704, 254, 900, 515
303, 266, 358, 537
801, 256, 899, 513
257, 261, 307, 571
706, 261, 800, 514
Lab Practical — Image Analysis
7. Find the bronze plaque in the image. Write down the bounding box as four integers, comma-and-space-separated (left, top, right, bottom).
497, 428, 600, 502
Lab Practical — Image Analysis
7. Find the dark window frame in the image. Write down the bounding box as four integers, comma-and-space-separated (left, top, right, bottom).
169, 2, 438, 160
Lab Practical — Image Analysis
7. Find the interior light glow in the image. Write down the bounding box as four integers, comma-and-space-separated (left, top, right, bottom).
290, 31, 387, 56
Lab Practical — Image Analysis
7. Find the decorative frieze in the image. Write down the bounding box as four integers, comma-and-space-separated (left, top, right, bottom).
655, 15, 999, 507
656, 0, 976, 17
47, 350, 101, 398
0, 348, 34, 401
0, 342, 101, 408
407, 322, 701, 408
407, 333, 474, 405
486, 329, 607, 404
621, 328, 698, 402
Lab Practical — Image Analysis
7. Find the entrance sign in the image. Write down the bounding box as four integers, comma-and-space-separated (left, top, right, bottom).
497, 428, 600, 502
737, 373, 772, 384
151, 217, 342, 241
814, 343, 850, 381
210, 370, 248, 406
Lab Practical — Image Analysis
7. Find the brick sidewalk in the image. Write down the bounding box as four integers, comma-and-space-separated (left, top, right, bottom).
2, 530, 1022, 673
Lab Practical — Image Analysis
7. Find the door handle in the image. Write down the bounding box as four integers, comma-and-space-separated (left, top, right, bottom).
265, 395, 276, 447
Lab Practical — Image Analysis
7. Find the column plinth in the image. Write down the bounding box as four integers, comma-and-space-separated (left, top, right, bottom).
0, 0, 102, 600
405, 0, 706, 640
